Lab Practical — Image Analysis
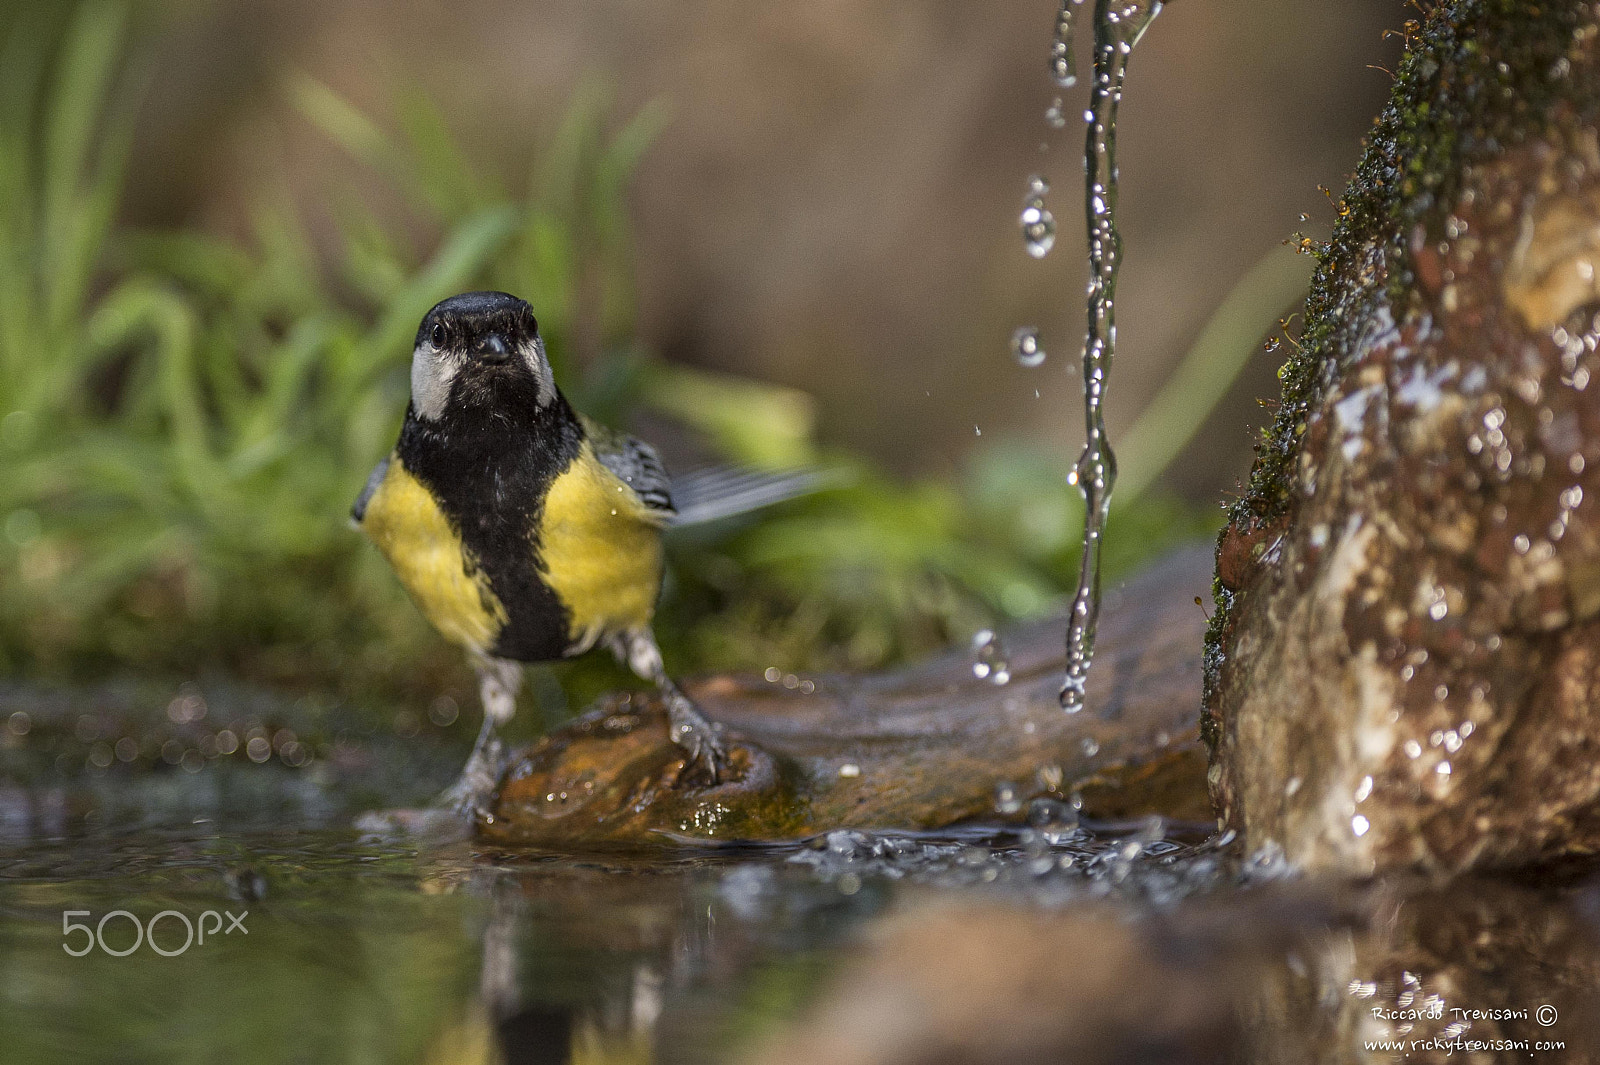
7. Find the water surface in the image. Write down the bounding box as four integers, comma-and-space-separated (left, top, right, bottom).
3, 684, 1597, 1063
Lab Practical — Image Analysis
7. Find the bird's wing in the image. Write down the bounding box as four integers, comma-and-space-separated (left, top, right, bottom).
581, 415, 677, 520
666, 466, 832, 527
581, 415, 834, 528
350, 453, 391, 523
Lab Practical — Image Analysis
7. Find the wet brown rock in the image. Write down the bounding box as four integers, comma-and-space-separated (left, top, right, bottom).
482, 547, 1213, 847
1206, 1, 1600, 873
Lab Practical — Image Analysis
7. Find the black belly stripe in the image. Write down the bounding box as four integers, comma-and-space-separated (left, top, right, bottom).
487, 570, 573, 662
396, 388, 586, 664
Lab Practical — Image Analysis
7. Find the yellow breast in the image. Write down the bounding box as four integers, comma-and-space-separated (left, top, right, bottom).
538, 442, 667, 653
357, 457, 507, 654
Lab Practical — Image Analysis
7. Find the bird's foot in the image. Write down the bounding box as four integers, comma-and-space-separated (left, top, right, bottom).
434, 736, 505, 820
666, 695, 728, 786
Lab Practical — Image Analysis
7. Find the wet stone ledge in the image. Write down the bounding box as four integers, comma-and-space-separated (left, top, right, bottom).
482, 547, 1215, 848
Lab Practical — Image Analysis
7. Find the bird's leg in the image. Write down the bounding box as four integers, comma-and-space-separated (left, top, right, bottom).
437, 655, 523, 818
611, 629, 727, 784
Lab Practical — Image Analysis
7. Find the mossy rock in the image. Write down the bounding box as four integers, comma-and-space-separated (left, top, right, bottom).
1206, 0, 1600, 873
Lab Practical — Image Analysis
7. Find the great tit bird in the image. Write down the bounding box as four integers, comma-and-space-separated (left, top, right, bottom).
353, 291, 813, 813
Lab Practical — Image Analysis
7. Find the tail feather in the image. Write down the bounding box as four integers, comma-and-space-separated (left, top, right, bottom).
669, 466, 834, 527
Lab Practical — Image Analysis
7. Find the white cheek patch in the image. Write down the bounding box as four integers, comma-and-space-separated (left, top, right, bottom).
411, 345, 458, 420
520, 337, 556, 407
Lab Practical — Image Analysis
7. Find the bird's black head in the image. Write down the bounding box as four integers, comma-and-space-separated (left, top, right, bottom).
410, 291, 556, 420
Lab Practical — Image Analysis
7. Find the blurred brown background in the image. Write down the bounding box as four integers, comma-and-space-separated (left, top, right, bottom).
121, 0, 1402, 500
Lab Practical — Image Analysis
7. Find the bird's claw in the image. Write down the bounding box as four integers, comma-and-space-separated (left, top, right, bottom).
434, 737, 504, 821
667, 699, 728, 786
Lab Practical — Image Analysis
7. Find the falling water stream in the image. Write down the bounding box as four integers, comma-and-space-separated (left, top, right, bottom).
1057, 0, 1164, 711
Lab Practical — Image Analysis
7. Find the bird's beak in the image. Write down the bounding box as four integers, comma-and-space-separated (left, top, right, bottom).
477, 333, 511, 364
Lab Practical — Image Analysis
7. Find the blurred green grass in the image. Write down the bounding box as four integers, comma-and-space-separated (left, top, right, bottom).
0, 3, 1231, 733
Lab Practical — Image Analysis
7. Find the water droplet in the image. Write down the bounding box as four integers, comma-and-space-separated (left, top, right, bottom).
3, 505, 41, 547
1012, 326, 1046, 367
970, 629, 1011, 684
0, 409, 34, 450
994, 780, 1023, 815
1049, 0, 1085, 87
1020, 177, 1057, 258
1045, 97, 1068, 128
1135, 814, 1165, 843
1080, 737, 1100, 757
1060, 677, 1085, 713
1027, 798, 1079, 840
428, 696, 459, 727
1352, 814, 1371, 837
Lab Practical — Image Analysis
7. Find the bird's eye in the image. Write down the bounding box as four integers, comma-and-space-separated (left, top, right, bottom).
430, 323, 447, 349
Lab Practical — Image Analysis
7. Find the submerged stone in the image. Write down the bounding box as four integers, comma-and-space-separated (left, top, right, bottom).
1206, 1, 1600, 874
